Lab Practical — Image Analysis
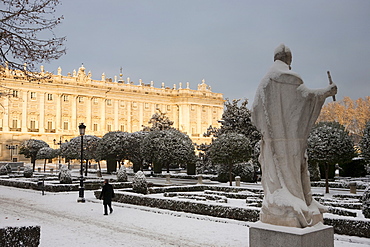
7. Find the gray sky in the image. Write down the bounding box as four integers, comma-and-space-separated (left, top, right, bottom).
43, 0, 370, 104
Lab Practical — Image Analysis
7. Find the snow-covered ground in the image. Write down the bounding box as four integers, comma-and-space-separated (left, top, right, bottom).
1, 185, 370, 247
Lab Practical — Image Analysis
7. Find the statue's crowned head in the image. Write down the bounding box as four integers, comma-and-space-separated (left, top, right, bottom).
274, 43, 292, 67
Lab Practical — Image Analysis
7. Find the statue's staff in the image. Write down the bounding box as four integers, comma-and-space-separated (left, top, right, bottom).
327, 71, 336, 101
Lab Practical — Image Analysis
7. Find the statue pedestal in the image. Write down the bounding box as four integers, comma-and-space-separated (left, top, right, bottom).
249, 221, 333, 247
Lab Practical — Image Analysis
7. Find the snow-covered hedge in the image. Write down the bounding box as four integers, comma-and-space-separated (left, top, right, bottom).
324, 218, 370, 238
310, 181, 368, 190
132, 171, 148, 194
23, 165, 33, 178
0, 164, 11, 175
94, 190, 260, 222
117, 166, 128, 182
0, 178, 131, 192
164, 192, 228, 203
58, 165, 72, 184
363, 186, 370, 218
0, 225, 40, 246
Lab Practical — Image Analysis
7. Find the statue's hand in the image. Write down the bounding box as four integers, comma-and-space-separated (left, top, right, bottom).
327, 83, 337, 97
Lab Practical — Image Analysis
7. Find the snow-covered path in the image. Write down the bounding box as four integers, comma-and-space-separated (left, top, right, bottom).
1, 185, 369, 247
0, 186, 249, 246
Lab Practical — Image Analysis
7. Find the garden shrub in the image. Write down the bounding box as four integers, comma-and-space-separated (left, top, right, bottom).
59, 165, 72, 184
117, 166, 128, 182
362, 185, 370, 218
23, 165, 33, 178
132, 171, 148, 194
0, 164, 11, 175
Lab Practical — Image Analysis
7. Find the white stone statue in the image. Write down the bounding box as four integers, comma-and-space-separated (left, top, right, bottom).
251, 44, 337, 228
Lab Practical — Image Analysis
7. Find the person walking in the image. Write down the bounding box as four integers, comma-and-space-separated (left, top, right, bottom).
99, 179, 115, 215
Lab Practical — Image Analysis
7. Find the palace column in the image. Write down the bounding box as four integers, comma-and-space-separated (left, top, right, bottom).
197, 104, 202, 136
100, 99, 106, 132
139, 102, 144, 129
86, 97, 92, 130
56, 94, 62, 132
39, 93, 45, 133
71, 95, 77, 131
207, 106, 212, 129
21, 91, 28, 132
114, 99, 119, 131
127, 101, 131, 132
3, 96, 9, 131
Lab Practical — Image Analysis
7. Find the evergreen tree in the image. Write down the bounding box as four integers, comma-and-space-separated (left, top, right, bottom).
201, 99, 260, 178
127, 131, 149, 172
141, 129, 196, 173
95, 131, 129, 173
19, 139, 49, 171
60, 135, 100, 175
307, 121, 356, 193
36, 147, 57, 172
360, 121, 370, 166
208, 132, 252, 186
142, 109, 174, 131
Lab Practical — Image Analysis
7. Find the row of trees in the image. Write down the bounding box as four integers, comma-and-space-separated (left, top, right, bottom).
18, 98, 370, 190
19, 111, 196, 174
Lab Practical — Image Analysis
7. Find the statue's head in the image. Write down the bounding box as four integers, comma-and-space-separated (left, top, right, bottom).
274, 44, 292, 67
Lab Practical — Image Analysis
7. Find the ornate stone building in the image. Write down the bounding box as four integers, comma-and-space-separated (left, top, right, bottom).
0, 65, 224, 162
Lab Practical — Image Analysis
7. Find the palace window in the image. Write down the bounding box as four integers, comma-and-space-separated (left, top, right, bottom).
12, 119, 18, 128
30, 120, 36, 130
132, 102, 137, 108
145, 103, 149, 109
12, 90, 19, 98
47, 121, 53, 130
120, 100, 125, 107
107, 124, 112, 132
63, 95, 69, 102
93, 123, 98, 132
167, 105, 171, 111
120, 124, 125, 132
30, 92, 36, 99
63, 121, 69, 130
107, 99, 112, 106
47, 94, 53, 101
93, 98, 98, 104
78, 96, 84, 103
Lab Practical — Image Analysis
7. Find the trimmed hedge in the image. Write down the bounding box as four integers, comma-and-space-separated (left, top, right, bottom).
0, 178, 131, 192
95, 190, 260, 222
0, 225, 40, 247
94, 188, 370, 238
324, 218, 370, 238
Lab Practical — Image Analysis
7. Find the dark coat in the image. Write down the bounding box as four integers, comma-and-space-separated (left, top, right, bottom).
99, 183, 115, 203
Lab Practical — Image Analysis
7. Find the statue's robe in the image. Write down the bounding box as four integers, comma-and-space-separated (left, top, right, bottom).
252, 60, 329, 228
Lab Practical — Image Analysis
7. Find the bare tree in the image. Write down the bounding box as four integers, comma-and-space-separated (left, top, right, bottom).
0, 0, 66, 71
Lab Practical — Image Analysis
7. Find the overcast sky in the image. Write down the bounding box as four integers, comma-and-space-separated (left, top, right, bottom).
43, 0, 370, 105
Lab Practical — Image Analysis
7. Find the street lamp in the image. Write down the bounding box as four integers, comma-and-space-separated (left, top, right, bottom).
53, 137, 63, 164
77, 123, 86, 203
6, 144, 18, 162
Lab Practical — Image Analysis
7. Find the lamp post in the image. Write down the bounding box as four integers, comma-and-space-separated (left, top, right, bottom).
77, 123, 86, 203
53, 137, 63, 164
6, 144, 18, 162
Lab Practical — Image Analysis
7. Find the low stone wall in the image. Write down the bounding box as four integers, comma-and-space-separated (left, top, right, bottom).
0, 225, 40, 247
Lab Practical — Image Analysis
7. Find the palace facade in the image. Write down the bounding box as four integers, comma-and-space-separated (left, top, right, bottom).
0, 64, 224, 162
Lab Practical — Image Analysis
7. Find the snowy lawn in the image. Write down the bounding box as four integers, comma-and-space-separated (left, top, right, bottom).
1, 185, 370, 247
